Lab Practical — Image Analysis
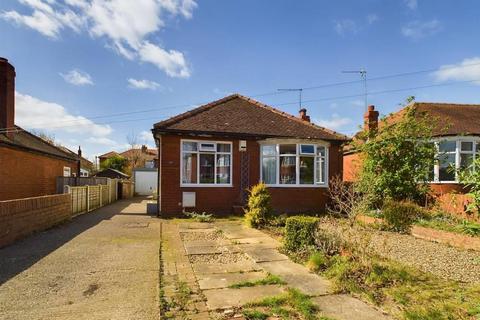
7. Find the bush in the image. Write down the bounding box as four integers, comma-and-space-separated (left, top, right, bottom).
306, 252, 329, 272
382, 200, 426, 233
244, 183, 273, 228
284, 216, 319, 252
184, 211, 214, 222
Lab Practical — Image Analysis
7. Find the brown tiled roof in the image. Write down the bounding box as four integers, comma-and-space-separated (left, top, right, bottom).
98, 151, 119, 158
153, 94, 348, 141
408, 102, 480, 136
0, 126, 78, 161
120, 148, 158, 160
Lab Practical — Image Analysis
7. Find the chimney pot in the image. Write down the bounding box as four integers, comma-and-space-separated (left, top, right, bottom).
298, 108, 310, 122
0, 57, 16, 139
141, 144, 148, 153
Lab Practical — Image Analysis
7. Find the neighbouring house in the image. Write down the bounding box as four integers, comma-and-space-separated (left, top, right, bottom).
152, 94, 348, 216
0, 57, 79, 201
343, 102, 480, 219
59, 146, 94, 177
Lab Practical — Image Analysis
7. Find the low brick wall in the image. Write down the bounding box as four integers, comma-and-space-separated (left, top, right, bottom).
0, 194, 72, 248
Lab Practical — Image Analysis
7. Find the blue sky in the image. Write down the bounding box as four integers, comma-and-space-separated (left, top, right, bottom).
1, 0, 480, 160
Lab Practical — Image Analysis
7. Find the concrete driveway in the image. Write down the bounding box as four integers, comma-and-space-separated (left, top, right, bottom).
0, 198, 160, 320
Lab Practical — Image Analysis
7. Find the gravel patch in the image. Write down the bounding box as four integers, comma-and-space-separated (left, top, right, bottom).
180, 230, 225, 242
319, 221, 480, 283
189, 252, 250, 265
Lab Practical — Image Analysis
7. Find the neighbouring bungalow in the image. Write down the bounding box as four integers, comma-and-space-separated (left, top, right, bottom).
152, 94, 348, 216
344, 102, 480, 218
0, 58, 79, 200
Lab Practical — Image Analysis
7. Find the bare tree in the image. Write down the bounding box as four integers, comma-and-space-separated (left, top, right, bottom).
327, 175, 368, 226
126, 132, 146, 170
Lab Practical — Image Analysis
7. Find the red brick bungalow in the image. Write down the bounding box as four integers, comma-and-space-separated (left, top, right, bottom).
152, 94, 348, 216
344, 102, 480, 219
0, 58, 79, 201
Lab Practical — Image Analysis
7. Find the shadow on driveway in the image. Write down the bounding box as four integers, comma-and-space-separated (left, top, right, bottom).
0, 197, 150, 285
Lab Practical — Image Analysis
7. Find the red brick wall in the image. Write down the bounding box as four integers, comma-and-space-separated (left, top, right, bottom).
0, 146, 78, 201
343, 152, 362, 182
159, 134, 343, 216
0, 193, 72, 248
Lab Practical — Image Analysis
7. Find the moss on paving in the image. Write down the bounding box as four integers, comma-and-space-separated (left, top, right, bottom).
229, 273, 286, 289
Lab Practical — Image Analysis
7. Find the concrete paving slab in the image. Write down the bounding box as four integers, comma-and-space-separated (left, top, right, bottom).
232, 237, 280, 246
203, 285, 285, 310
281, 273, 331, 296
258, 259, 312, 276
244, 248, 289, 263
178, 222, 214, 230
313, 294, 391, 320
185, 245, 226, 255
192, 261, 262, 275
198, 271, 267, 290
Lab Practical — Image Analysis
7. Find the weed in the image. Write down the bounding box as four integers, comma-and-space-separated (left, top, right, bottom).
242, 309, 269, 320
306, 252, 329, 272
229, 274, 285, 289
184, 211, 214, 222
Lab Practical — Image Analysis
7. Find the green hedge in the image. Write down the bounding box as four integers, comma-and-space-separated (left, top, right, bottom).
284, 216, 319, 251
382, 200, 426, 233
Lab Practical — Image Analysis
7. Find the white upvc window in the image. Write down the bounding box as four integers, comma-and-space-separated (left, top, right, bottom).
433, 137, 480, 183
180, 140, 232, 187
63, 166, 71, 177
260, 143, 328, 187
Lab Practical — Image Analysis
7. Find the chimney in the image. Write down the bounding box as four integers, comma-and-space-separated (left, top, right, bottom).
364, 105, 379, 134
78, 146, 82, 158
141, 144, 148, 153
299, 108, 310, 122
0, 58, 16, 139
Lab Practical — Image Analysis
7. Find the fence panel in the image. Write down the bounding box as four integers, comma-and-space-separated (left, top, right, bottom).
70, 186, 87, 216
88, 185, 101, 211
57, 176, 109, 194
64, 179, 120, 216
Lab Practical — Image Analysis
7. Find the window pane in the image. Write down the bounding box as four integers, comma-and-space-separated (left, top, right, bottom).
315, 157, 325, 183
280, 156, 296, 184
439, 141, 456, 153
439, 153, 456, 181
279, 144, 296, 155
461, 141, 473, 152
182, 153, 197, 183
316, 146, 326, 156
217, 143, 231, 153
300, 144, 315, 154
262, 145, 276, 156
182, 141, 197, 151
216, 154, 231, 184
199, 154, 215, 183
300, 157, 314, 184
199, 143, 216, 152
262, 157, 277, 184
461, 154, 474, 169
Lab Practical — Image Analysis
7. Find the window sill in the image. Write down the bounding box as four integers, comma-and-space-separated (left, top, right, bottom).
265, 184, 328, 188
181, 184, 233, 188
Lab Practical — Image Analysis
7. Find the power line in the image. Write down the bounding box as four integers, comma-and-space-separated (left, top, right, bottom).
1, 77, 479, 134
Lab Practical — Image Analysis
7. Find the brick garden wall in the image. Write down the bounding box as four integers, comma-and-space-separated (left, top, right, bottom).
0, 146, 78, 201
159, 134, 343, 216
0, 193, 72, 248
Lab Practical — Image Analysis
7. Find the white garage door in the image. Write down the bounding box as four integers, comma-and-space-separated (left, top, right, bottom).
134, 170, 158, 195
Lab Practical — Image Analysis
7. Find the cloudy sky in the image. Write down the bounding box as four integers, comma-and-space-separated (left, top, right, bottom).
1, 0, 480, 160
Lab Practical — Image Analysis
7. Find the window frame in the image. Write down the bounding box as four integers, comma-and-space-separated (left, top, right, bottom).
431, 137, 480, 183
259, 142, 329, 188
180, 139, 233, 187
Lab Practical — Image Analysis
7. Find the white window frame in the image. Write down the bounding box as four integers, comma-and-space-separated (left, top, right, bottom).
63, 166, 71, 177
431, 136, 480, 183
259, 140, 329, 188
180, 139, 233, 187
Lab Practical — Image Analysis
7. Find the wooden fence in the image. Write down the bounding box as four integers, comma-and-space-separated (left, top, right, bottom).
56, 176, 109, 194
66, 180, 119, 216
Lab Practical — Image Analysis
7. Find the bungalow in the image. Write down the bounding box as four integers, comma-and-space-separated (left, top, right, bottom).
343, 102, 480, 217
0, 57, 79, 200
152, 94, 348, 216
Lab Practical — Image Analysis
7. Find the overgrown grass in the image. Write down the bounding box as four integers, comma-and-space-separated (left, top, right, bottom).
416, 215, 480, 237
229, 273, 286, 289
243, 288, 333, 320
313, 252, 480, 319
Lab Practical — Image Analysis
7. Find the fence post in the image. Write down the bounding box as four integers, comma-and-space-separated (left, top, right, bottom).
99, 185, 103, 207
86, 185, 90, 212
108, 180, 112, 204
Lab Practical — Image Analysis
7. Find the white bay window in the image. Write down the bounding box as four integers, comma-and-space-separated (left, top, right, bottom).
433, 138, 480, 182
181, 140, 232, 186
261, 143, 328, 187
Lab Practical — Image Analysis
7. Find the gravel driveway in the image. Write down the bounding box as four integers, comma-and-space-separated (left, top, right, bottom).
319, 220, 480, 283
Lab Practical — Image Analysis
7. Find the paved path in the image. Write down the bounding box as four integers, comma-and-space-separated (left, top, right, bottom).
161, 220, 391, 320
0, 198, 160, 320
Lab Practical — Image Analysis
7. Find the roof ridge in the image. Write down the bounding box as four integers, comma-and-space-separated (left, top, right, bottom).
234, 94, 349, 140
413, 101, 480, 107
18, 126, 78, 160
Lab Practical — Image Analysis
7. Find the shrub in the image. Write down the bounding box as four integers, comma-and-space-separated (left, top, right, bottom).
382, 200, 426, 233
244, 183, 273, 228
306, 252, 329, 272
284, 216, 319, 252
184, 211, 213, 222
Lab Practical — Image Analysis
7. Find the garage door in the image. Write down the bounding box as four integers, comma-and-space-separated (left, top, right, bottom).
134, 170, 158, 195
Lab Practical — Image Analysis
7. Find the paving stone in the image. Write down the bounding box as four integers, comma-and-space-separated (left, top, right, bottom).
192, 261, 262, 275
198, 271, 267, 290
281, 273, 331, 296
312, 294, 392, 320
185, 245, 226, 255
231, 237, 280, 247
258, 260, 307, 276
243, 248, 288, 263
178, 222, 214, 230
203, 285, 285, 310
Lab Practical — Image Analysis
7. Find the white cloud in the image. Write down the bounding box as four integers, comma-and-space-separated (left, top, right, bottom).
139, 130, 155, 144
334, 19, 358, 36
366, 14, 378, 25
404, 0, 418, 10
86, 136, 118, 145
15, 91, 112, 137
402, 20, 441, 40
432, 57, 480, 85
315, 114, 352, 130
128, 78, 161, 90
2, 0, 196, 78
60, 69, 93, 86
